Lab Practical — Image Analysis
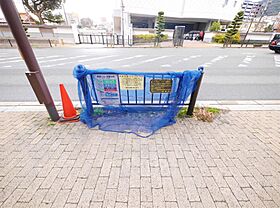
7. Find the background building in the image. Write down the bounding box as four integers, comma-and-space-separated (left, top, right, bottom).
113, 0, 244, 37
242, 0, 264, 20
265, 0, 280, 16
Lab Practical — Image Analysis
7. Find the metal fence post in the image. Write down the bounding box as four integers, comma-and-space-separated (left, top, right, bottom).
78, 34, 81, 44
187, 72, 204, 116
101, 33, 105, 44
0, 0, 59, 121
89, 34, 93, 44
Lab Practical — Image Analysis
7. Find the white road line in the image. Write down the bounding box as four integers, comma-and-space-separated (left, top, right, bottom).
238, 55, 255, 68
142, 56, 168, 63
200, 55, 228, 68
2, 66, 12, 68
0, 59, 23, 64
183, 55, 201, 61
39, 55, 89, 64
37, 55, 62, 60
274, 55, 280, 67
78, 55, 117, 63
112, 55, 145, 62
0, 57, 20, 61
121, 55, 168, 67
161, 64, 171, 67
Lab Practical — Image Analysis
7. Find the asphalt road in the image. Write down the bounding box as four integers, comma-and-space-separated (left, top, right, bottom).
0, 47, 280, 101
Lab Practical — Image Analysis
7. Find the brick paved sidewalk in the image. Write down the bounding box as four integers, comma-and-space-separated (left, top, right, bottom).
0, 111, 280, 208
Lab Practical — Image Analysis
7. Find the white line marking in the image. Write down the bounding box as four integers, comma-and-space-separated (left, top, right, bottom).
2, 65, 12, 68
0, 57, 20, 61
274, 55, 280, 67
238, 64, 247, 67
112, 55, 145, 62
161, 64, 171, 67
238, 55, 255, 67
78, 55, 117, 62
142, 56, 168, 63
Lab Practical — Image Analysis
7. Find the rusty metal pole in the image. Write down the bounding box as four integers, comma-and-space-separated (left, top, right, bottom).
0, 0, 60, 121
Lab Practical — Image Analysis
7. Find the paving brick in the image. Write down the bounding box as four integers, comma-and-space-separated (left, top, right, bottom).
67, 178, 86, 203
198, 188, 216, 208
175, 188, 191, 208
243, 187, 266, 208
115, 202, 128, 208
85, 167, 101, 189
149, 151, 159, 167
224, 177, 248, 201
100, 158, 112, 177
19, 178, 44, 202
183, 151, 197, 167
107, 167, 121, 189
162, 177, 177, 201
204, 177, 224, 202
141, 177, 152, 202
159, 159, 171, 177
62, 167, 80, 189
183, 177, 200, 202
128, 188, 140, 208
103, 188, 117, 208
190, 167, 206, 188
1, 189, 25, 208
178, 159, 191, 177
141, 159, 150, 177
152, 188, 165, 208
77, 189, 94, 208
92, 177, 108, 202
117, 177, 130, 202
120, 159, 131, 177
40, 167, 61, 189
245, 176, 271, 201
51, 189, 70, 208
220, 187, 241, 208
43, 178, 64, 203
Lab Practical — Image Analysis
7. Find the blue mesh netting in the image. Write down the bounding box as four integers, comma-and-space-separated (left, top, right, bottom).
73, 64, 203, 137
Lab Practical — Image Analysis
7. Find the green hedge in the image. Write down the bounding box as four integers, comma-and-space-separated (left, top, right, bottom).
212, 33, 240, 44
133, 34, 168, 41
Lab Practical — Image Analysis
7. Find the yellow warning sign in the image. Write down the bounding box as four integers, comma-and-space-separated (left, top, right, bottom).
150, 79, 172, 93
119, 75, 144, 90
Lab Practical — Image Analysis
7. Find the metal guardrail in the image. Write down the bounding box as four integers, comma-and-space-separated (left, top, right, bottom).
78, 34, 128, 46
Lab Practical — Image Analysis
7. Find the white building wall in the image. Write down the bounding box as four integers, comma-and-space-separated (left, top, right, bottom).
117, 0, 243, 21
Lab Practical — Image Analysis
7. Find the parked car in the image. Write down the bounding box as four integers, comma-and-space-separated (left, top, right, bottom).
269, 34, 280, 54
184, 31, 201, 40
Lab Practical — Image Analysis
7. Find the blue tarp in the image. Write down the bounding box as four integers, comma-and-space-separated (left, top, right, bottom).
74, 64, 203, 137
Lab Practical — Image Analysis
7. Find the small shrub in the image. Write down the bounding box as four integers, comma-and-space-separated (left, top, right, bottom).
231, 32, 240, 44
212, 34, 225, 43
133, 34, 168, 42
177, 107, 189, 118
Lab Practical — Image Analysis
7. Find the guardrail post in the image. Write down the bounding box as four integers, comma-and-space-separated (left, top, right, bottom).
8, 39, 13, 47
101, 33, 105, 44
78, 34, 81, 44
187, 72, 204, 116
89, 34, 93, 44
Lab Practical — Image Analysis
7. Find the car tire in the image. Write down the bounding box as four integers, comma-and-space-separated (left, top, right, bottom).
275, 50, 280, 54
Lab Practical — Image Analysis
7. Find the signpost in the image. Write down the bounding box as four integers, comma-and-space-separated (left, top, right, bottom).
0, 0, 60, 121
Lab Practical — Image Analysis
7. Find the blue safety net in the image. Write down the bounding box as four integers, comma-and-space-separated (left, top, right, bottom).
73, 64, 203, 137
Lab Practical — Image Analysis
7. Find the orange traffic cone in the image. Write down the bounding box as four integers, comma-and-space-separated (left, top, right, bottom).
59, 84, 79, 122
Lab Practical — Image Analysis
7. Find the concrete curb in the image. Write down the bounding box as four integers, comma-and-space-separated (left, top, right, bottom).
0, 100, 279, 112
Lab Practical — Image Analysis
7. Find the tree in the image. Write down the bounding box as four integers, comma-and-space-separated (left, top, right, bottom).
264, 24, 273, 32
224, 11, 244, 47
80, 18, 93, 28
210, 21, 221, 32
155, 11, 165, 47
22, 0, 64, 24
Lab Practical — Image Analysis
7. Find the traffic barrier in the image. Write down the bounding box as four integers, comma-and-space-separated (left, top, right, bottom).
73, 64, 204, 137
